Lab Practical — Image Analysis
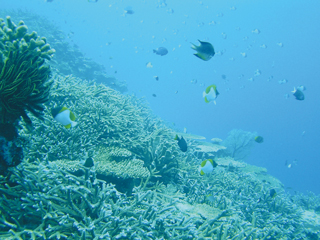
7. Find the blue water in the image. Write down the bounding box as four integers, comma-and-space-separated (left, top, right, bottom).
3, 0, 320, 195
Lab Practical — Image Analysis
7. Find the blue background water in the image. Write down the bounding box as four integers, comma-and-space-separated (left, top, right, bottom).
2, 0, 320, 195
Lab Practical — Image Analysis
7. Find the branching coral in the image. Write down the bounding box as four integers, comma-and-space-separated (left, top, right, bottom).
0, 160, 200, 239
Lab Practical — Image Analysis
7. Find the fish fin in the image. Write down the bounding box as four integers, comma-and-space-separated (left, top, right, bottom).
69, 111, 76, 121
214, 100, 216, 105
60, 106, 68, 113
71, 121, 78, 128
200, 160, 207, 167
291, 87, 296, 93
200, 170, 205, 176
153, 49, 156, 53
208, 159, 213, 165
204, 96, 210, 103
64, 123, 71, 129
206, 85, 216, 94
174, 134, 178, 140
212, 160, 218, 167
203, 91, 206, 98
194, 53, 208, 61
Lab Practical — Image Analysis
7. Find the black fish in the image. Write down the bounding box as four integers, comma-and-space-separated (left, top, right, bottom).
270, 189, 276, 198
124, 6, 134, 14
152, 94, 157, 97
292, 88, 304, 100
84, 157, 94, 168
174, 134, 187, 152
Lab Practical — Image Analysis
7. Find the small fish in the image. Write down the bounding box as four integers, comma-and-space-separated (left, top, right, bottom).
277, 42, 284, 47
254, 136, 264, 143
83, 157, 94, 168
203, 84, 219, 104
191, 40, 215, 61
51, 106, 77, 129
156, 0, 167, 8
153, 47, 168, 56
152, 94, 157, 97
240, 52, 247, 58
154, 76, 159, 81
270, 189, 276, 198
191, 79, 198, 84
221, 74, 226, 80
206, 194, 215, 202
278, 79, 288, 84
297, 85, 306, 91
146, 62, 153, 68
88, 0, 98, 2
124, 6, 134, 15
292, 87, 304, 100
199, 159, 218, 176
254, 69, 261, 76
46, 0, 54, 2
174, 134, 187, 152
166, 8, 174, 14
252, 29, 260, 34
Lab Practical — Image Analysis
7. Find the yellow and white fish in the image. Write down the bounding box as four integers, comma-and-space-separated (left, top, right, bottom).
199, 159, 217, 175
203, 84, 219, 104
51, 106, 77, 129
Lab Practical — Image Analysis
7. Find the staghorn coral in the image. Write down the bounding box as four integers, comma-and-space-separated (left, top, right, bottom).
175, 159, 319, 239
19, 74, 150, 162
0, 160, 200, 239
19, 74, 180, 189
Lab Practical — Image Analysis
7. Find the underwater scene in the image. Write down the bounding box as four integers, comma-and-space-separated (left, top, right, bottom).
0, 0, 320, 239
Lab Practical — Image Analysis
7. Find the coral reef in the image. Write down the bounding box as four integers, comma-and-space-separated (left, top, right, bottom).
0, 13, 319, 240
